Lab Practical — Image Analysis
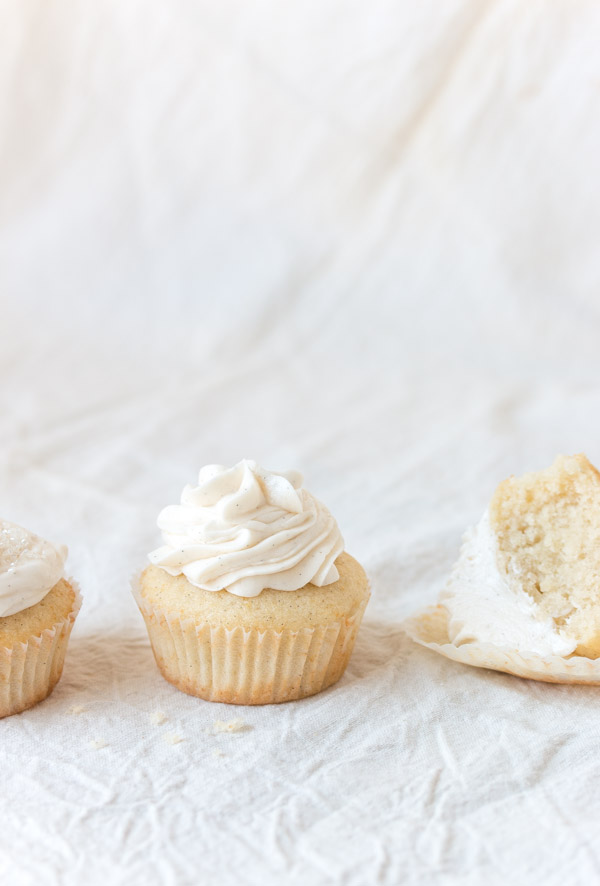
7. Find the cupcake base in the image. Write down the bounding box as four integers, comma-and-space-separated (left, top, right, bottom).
0, 580, 81, 718
134, 553, 370, 704
138, 602, 368, 705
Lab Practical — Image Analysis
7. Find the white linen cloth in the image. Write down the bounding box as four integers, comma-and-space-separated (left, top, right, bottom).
2, 1, 600, 883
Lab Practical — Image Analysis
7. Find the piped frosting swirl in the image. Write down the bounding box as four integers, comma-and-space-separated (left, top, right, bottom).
149, 460, 344, 597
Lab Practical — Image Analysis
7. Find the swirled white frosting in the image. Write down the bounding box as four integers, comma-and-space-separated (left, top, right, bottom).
149, 460, 344, 597
440, 511, 577, 657
0, 519, 67, 617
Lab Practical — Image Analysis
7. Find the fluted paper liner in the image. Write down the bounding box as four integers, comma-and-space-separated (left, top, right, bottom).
403, 604, 600, 685
133, 576, 369, 704
0, 580, 82, 718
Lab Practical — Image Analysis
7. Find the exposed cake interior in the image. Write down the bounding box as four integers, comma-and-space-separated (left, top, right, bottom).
489, 453, 600, 658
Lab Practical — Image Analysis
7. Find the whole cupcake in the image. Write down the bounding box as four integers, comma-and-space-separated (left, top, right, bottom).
0, 519, 81, 717
135, 460, 370, 704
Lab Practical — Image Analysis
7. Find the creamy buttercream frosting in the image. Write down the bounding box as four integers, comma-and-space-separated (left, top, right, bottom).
149, 460, 344, 597
0, 519, 67, 617
440, 511, 578, 657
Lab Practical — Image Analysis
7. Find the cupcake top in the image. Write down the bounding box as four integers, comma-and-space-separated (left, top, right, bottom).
441, 454, 600, 658
440, 509, 576, 657
0, 519, 67, 617
149, 459, 344, 597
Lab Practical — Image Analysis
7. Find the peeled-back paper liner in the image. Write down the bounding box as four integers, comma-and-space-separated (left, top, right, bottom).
0, 579, 82, 718
403, 604, 600, 685
132, 573, 369, 704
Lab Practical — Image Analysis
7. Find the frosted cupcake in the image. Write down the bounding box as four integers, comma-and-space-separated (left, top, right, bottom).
135, 460, 370, 704
404, 454, 600, 683
0, 520, 81, 716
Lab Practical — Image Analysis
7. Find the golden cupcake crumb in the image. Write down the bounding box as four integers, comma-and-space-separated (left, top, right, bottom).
0, 578, 76, 647
140, 552, 368, 632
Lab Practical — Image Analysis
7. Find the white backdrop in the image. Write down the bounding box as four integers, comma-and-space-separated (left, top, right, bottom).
2, 2, 600, 884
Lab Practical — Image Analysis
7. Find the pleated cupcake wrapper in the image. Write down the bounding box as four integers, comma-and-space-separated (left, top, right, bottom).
132, 575, 368, 704
403, 604, 600, 685
0, 580, 82, 718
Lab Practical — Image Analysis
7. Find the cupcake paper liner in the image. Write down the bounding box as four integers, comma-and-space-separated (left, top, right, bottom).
0, 580, 82, 718
403, 604, 600, 685
133, 576, 369, 704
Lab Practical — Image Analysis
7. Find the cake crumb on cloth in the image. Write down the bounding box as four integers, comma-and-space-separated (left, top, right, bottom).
213, 719, 249, 733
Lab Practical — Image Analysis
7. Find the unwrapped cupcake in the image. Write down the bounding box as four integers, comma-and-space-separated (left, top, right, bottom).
0, 519, 81, 716
403, 454, 600, 683
135, 460, 370, 704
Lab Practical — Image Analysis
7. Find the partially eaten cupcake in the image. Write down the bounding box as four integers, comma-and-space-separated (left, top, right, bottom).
0, 520, 81, 716
403, 454, 600, 683
135, 460, 370, 704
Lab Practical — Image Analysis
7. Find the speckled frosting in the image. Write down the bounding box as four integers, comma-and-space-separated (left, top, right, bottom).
149, 460, 344, 597
0, 519, 67, 617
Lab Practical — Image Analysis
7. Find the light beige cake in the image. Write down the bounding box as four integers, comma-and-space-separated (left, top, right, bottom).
135, 461, 370, 704
490, 454, 600, 659
0, 520, 81, 716
403, 454, 600, 683
0, 578, 76, 647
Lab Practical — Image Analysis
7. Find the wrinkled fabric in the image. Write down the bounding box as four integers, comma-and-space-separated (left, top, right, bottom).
2, 1, 600, 884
